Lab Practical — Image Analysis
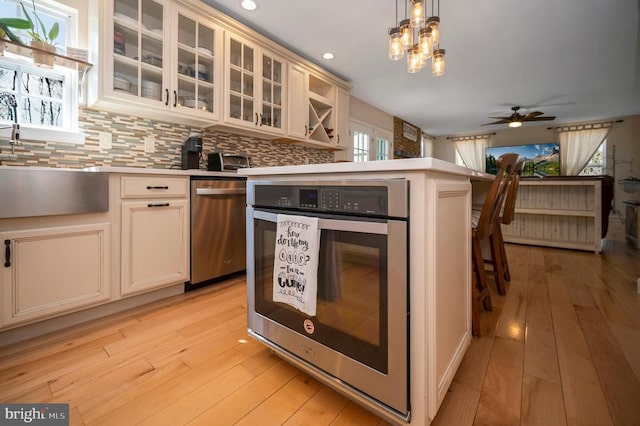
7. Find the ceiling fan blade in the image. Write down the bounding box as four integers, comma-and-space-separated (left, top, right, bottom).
523, 111, 544, 119
487, 116, 510, 120
482, 119, 510, 126
525, 116, 556, 121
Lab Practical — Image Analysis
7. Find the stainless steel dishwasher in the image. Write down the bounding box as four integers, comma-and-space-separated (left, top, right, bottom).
186, 177, 246, 289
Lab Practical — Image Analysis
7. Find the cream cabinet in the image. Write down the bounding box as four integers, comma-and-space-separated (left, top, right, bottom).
223, 32, 286, 135
286, 64, 344, 149
119, 176, 189, 296
1, 223, 111, 327
89, 0, 224, 125
335, 87, 350, 149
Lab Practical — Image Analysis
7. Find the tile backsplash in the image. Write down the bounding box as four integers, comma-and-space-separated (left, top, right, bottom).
0, 108, 334, 168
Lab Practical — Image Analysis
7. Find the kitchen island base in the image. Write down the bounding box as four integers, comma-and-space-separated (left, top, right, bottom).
239, 158, 487, 424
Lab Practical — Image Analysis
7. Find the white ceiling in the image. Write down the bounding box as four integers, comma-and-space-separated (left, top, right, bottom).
201, 0, 640, 136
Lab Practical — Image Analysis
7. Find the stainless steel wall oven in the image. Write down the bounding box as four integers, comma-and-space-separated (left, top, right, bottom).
246, 179, 410, 423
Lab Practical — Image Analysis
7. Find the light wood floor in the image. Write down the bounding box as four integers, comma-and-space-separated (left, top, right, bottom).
1, 219, 639, 425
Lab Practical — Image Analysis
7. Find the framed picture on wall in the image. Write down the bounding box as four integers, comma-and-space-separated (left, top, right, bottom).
402, 122, 418, 141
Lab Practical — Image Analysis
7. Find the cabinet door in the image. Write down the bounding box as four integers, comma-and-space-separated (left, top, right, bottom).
121, 199, 189, 296
111, 0, 169, 106
335, 87, 350, 148
1, 224, 111, 327
172, 6, 222, 120
224, 33, 257, 128
287, 64, 308, 139
258, 50, 285, 134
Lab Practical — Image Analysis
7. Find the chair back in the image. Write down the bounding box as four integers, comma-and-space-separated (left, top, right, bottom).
502, 158, 525, 225
475, 153, 519, 240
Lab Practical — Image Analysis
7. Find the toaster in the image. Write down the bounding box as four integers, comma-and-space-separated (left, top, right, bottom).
207, 152, 252, 171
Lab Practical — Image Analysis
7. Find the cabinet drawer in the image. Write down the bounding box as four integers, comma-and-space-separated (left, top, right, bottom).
121, 176, 189, 199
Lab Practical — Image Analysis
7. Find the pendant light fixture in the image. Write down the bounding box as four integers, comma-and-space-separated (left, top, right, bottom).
387, 0, 446, 76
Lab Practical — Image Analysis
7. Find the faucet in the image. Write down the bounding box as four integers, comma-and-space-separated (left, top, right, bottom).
0, 91, 20, 157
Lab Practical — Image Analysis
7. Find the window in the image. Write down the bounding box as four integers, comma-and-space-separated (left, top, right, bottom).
421, 134, 433, 158
455, 150, 466, 166
350, 120, 393, 162
353, 128, 369, 162
0, 0, 81, 143
375, 137, 390, 160
579, 140, 606, 176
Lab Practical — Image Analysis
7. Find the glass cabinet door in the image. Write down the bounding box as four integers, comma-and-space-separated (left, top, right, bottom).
112, 0, 166, 105
259, 53, 283, 132
226, 35, 255, 126
175, 12, 216, 115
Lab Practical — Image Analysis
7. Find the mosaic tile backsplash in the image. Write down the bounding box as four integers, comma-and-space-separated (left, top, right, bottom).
0, 107, 334, 168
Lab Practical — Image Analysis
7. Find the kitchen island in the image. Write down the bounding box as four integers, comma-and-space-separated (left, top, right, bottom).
239, 158, 491, 425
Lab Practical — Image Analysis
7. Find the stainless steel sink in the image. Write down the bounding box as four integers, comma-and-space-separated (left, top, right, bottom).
0, 167, 109, 219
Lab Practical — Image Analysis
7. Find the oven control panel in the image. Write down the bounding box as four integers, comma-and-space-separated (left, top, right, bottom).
253, 184, 393, 216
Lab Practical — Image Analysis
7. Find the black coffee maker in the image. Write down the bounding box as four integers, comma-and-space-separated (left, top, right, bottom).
181, 133, 202, 169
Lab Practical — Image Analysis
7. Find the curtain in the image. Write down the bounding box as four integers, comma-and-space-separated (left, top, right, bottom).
453, 136, 489, 171
559, 127, 610, 175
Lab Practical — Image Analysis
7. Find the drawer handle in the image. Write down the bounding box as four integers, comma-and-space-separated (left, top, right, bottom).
147, 203, 170, 208
147, 186, 169, 190
4, 239, 10, 268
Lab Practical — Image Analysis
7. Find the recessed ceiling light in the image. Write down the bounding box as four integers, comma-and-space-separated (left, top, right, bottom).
241, 0, 258, 11
322, 52, 335, 60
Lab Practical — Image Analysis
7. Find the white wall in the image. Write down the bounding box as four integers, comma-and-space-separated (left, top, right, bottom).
433, 114, 640, 214
349, 96, 394, 134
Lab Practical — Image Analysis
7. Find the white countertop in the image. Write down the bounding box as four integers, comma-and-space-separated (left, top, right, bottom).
237, 157, 493, 180
1, 165, 242, 177
82, 166, 241, 177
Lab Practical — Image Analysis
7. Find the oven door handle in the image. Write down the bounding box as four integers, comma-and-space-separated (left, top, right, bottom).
196, 188, 246, 196
252, 209, 389, 235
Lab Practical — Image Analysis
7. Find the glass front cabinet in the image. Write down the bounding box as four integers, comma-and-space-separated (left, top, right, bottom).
92, 0, 223, 124
224, 32, 285, 135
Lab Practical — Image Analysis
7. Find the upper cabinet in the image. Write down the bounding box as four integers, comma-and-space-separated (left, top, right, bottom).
88, 0, 223, 126
223, 33, 285, 135
287, 65, 346, 150
87, 0, 348, 142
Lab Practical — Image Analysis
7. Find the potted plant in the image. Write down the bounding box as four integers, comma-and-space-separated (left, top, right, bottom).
20, 0, 59, 68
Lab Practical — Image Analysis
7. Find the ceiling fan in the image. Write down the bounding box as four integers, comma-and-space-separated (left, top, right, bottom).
482, 106, 556, 128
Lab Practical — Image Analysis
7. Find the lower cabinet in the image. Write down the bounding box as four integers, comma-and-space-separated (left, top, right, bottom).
1, 223, 111, 327
120, 199, 189, 296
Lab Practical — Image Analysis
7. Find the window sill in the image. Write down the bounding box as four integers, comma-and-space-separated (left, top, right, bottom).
2, 126, 86, 145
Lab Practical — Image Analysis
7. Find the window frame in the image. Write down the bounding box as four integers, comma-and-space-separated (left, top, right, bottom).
0, 0, 84, 144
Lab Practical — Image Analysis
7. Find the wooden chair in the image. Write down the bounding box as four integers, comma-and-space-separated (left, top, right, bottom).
495, 158, 525, 282
471, 152, 519, 336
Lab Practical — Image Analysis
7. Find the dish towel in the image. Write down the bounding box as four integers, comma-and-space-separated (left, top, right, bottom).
273, 214, 320, 316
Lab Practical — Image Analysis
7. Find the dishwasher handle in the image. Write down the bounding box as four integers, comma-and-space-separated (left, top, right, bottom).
196, 188, 246, 196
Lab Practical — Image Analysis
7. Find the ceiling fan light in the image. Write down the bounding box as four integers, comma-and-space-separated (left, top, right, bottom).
400, 19, 413, 50
427, 16, 440, 46
432, 48, 445, 76
407, 45, 422, 73
509, 121, 522, 128
389, 27, 404, 60
410, 0, 425, 27
419, 27, 433, 59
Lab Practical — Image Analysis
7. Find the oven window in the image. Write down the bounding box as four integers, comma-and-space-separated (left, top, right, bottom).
254, 218, 388, 373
